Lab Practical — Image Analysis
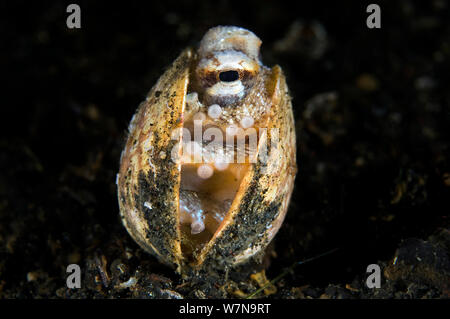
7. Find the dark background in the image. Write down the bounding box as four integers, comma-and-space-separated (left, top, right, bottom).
0, 0, 449, 298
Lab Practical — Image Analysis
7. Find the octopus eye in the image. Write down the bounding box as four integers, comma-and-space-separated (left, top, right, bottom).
219, 70, 239, 82
195, 51, 259, 106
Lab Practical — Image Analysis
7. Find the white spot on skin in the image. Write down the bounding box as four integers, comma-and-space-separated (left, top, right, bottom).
240, 116, 254, 128
208, 104, 222, 119
116, 173, 120, 185
197, 164, 214, 179
118, 277, 137, 289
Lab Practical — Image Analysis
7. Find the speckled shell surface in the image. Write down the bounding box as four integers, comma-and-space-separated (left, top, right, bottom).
117, 27, 296, 274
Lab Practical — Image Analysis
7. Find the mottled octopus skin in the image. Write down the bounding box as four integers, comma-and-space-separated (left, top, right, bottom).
117, 29, 297, 274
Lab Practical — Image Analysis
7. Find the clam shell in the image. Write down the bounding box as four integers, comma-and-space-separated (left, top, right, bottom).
117, 27, 296, 274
